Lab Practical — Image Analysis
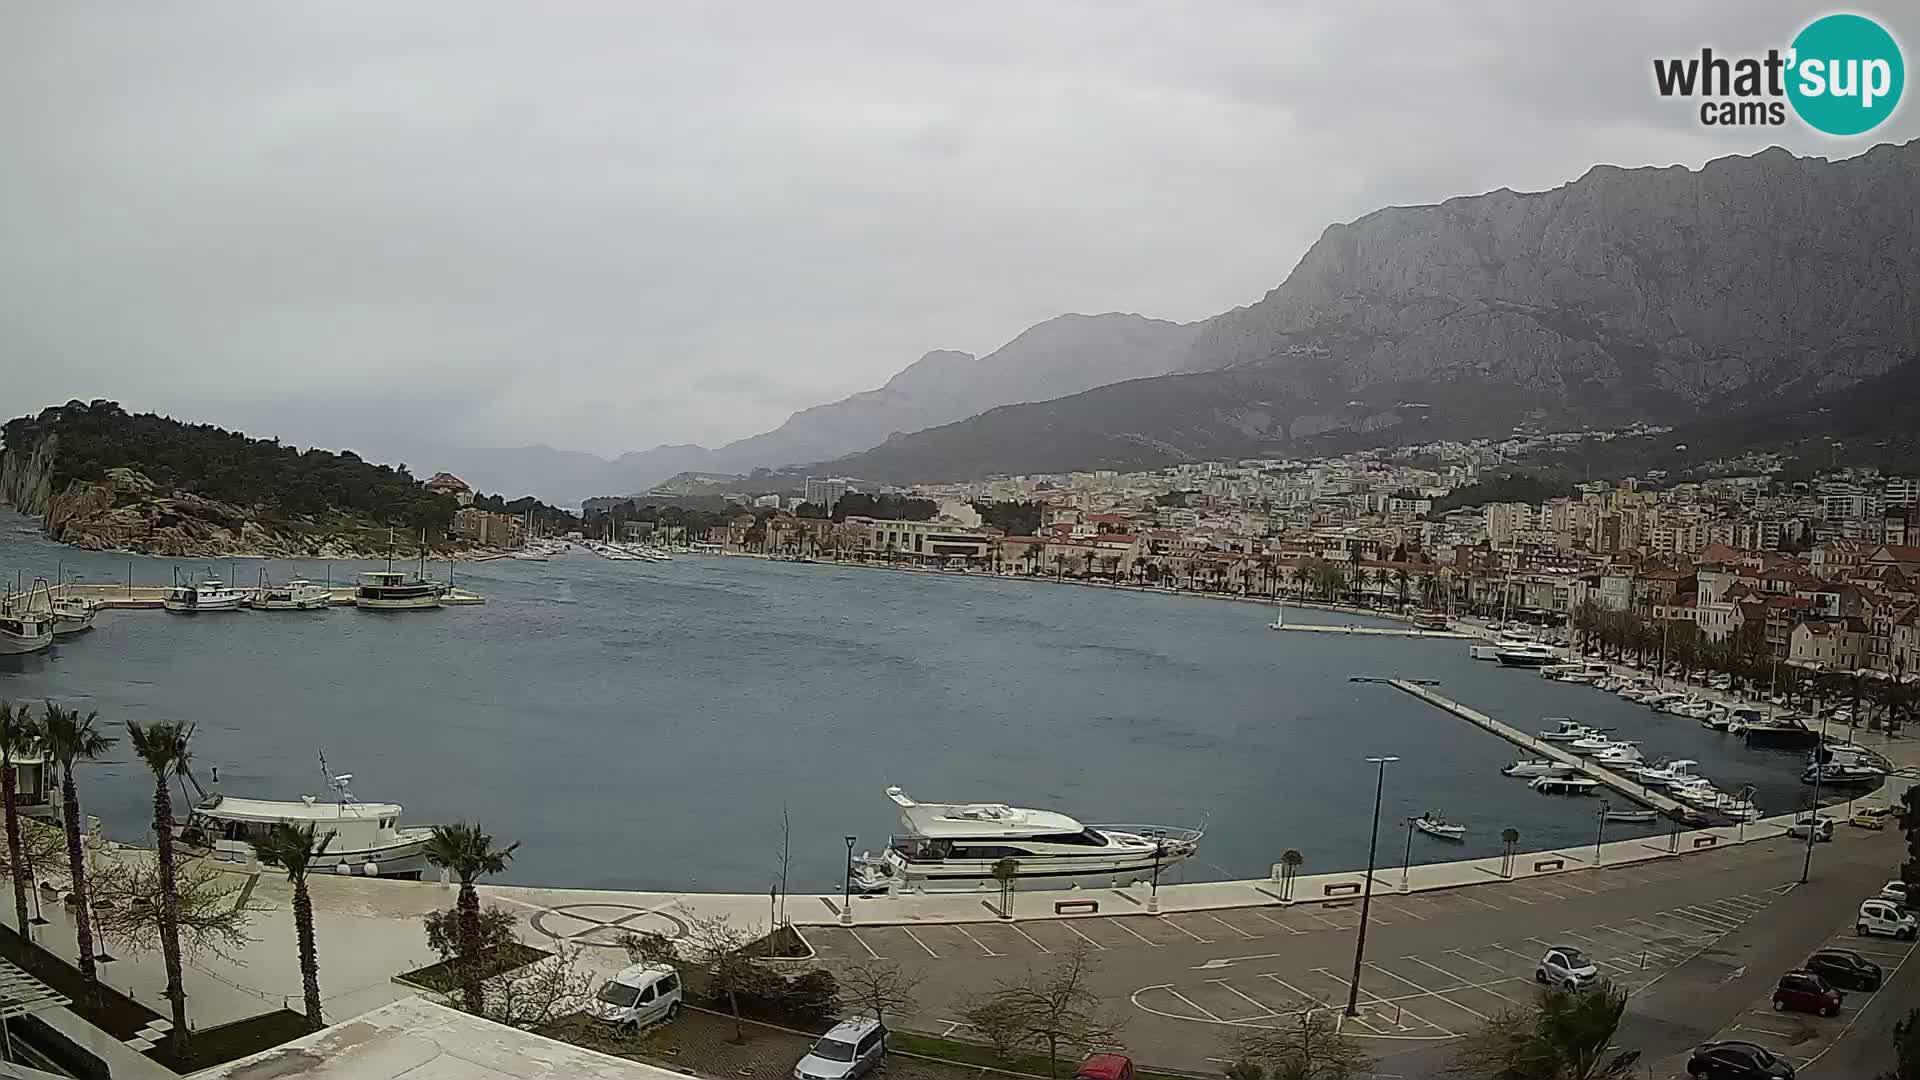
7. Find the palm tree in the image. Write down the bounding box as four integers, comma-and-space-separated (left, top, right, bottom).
126, 720, 195, 1057
254, 823, 334, 1029
423, 822, 519, 1012
1393, 567, 1411, 610
40, 703, 115, 985
0, 702, 41, 944
1278, 849, 1304, 900
1290, 565, 1310, 599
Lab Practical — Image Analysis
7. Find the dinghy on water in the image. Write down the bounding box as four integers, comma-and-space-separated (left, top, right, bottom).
1413, 812, 1465, 840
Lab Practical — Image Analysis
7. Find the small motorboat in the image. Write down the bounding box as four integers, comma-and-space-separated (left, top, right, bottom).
1413, 812, 1466, 840
1502, 759, 1576, 778
1592, 742, 1645, 767
1538, 719, 1596, 742
1531, 776, 1600, 795
1568, 732, 1621, 755
1603, 809, 1659, 824
1802, 762, 1884, 787
1495, 642, 1559, 667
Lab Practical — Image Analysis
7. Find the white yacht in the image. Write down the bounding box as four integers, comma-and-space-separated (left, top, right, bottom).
163, 579, 250, 612
186, 766, 438, 878
854, 786, 1203, 890
253, 579, 332, 610
1413, 812, 1466, 840
1531, 775, 1600, 795
1470, 636, 1535, 661
1495, 642, 1559, 667
1567, 732, 1623, 754
352, 571, 444, 610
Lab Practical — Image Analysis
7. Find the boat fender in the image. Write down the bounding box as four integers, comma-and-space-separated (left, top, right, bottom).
362, 860, 380, 876
335, 862, 353, 876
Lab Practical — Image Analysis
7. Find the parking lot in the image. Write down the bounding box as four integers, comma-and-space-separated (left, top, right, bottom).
802, 856, 1753, 966
1659, 918, 1918, 1078
1127, 885, 1791, 1042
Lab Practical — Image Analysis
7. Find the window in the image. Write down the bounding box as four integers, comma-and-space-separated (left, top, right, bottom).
598, 982, 642, 1007
1029, 830, 1109, 847
636, 984, 656, 1004
658, 973, 679, 994
856, 1031, 881, 1056
811, 1039, 857, 1063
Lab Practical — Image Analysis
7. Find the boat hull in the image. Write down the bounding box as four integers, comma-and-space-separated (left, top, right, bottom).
220, 834, 436, 878
353, 594, 442, 610
0, 630, 53, 655
1496, 653, 1556, 668
164, 595, 247, 612
878, 847, 1196, 887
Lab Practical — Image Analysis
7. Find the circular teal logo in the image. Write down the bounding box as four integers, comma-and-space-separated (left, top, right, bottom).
1787, 14, 1904, 135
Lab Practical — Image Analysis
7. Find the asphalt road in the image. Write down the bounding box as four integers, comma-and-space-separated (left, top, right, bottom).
801, 826, 1905, 1076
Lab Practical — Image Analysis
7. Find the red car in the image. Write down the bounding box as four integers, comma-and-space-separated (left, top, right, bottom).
1075, 1055, 1134, 1080
1771, 970, 1841, 1017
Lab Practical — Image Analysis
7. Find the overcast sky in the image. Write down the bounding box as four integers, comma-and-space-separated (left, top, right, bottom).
4, 2, 1914, 459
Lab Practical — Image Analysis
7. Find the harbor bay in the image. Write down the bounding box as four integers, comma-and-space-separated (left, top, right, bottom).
0, 510, 1813, 895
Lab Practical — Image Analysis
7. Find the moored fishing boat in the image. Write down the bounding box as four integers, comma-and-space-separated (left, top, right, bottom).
1538, 718, 1597, 742
253, 578, 332, 610
163, 578, 250, 612
50, 594, 97, 634
352, 571, 444, 610
184, 763, 439, 878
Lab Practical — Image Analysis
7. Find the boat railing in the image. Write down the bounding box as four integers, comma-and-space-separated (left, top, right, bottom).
1097, 823, 1206, 844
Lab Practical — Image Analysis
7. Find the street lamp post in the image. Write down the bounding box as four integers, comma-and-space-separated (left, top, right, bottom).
1346, 755, 1399, 1018
1594, 802, 1609, 862
1149, 840, 1166, 914
841, 836, 857, 927
1401, 817, 1416, 891
1802, 710, 1831, 885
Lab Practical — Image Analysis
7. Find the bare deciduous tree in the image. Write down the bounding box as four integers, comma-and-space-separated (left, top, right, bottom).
960, 942, 1123, 1079
675, 908, 766, 1043
1231, 1007, 1368, 1080
88, 855, 257, 963
481, 943, 594, 1030
836, 956, 923, 1030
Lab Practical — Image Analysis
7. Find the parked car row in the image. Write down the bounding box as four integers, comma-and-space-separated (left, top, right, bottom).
1686, 882, 1916, 1078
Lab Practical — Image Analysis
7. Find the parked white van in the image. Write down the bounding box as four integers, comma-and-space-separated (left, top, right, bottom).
1857, 899, 1918, 941
588, 963, 683, 1029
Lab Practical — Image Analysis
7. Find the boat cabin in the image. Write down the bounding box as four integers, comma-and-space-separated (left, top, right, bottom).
189, 793, 410, 853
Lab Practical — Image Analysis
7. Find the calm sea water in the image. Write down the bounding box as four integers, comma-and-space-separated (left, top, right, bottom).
0, 509, 1811, 893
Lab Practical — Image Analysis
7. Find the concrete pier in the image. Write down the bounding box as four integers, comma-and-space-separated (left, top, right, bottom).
1386, 677, 1686, 815
4, 582, 484, 609
1269, 622, 1475, 640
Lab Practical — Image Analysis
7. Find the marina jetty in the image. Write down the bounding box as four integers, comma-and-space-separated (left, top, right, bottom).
4, 580, 484, 610
1386, 677, 1686, 816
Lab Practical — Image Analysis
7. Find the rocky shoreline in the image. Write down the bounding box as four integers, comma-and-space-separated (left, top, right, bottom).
1, 453, 484, 561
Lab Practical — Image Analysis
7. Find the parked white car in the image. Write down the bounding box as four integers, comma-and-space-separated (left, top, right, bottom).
1857, 899, 1918, 941
1879, 880, 1915, 907
588, 963, 683, 1030
1535, 946, 1600, 991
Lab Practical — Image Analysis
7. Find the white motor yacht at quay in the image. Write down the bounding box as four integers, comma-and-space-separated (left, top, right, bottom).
183, 766, 438, 878
851, 786, 1204, 892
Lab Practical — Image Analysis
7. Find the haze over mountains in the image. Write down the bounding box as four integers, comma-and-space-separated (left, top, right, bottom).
357, 141, 1918, 503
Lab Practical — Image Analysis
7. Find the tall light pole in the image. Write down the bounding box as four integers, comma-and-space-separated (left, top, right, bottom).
842, 836, 857, 926
1594, 802, 1609, 862
1347, 755, 1399, 1018
1401, 816, 1416, 891
1802, 707, 1830, 885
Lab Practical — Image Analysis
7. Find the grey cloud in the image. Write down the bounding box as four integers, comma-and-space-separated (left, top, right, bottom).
3, 1, 1914, 459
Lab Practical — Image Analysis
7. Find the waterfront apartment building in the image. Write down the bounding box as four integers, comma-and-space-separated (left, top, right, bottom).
849, 516, 992, 562
451, 507, 524, 548
804, 476, 852, 511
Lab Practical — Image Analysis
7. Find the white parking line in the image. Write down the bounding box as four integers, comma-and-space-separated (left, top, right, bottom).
846, 929, 881, 960
1162, 917, 1212, 944
1259, 973, 1331, 1014
953, 924, 1002, 957
1301, 908, 1350, 931
1403, 955, 1521, 1005
1208, 979, 1282, 1020
1669, 907, 1740, 932
1007, 923, 1052, 954
1447, 949, 1509, 975
1451, 892, 1501, 910
1365, 962, 1492, 1021
1204, 913, 1259, 940
1163, 987, 1224, 1022
1060, 921, 1108, 951
1108, 919, 1162, 947
1552, 878, 1596, 895
1248, 909, 1305, 935
901, 928, 939, 958
1313, 967, 1439, 1034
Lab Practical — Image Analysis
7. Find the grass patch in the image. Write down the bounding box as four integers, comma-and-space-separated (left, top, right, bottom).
157, 1010, 314, 1071
395, 942, 552, 994
890, 1032, 1198, 1080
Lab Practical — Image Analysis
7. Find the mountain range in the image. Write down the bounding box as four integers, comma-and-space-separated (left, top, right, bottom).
370, 139, 1920, 501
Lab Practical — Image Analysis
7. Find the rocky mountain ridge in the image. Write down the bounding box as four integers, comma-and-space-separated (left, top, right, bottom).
825, 141, 1920, 482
